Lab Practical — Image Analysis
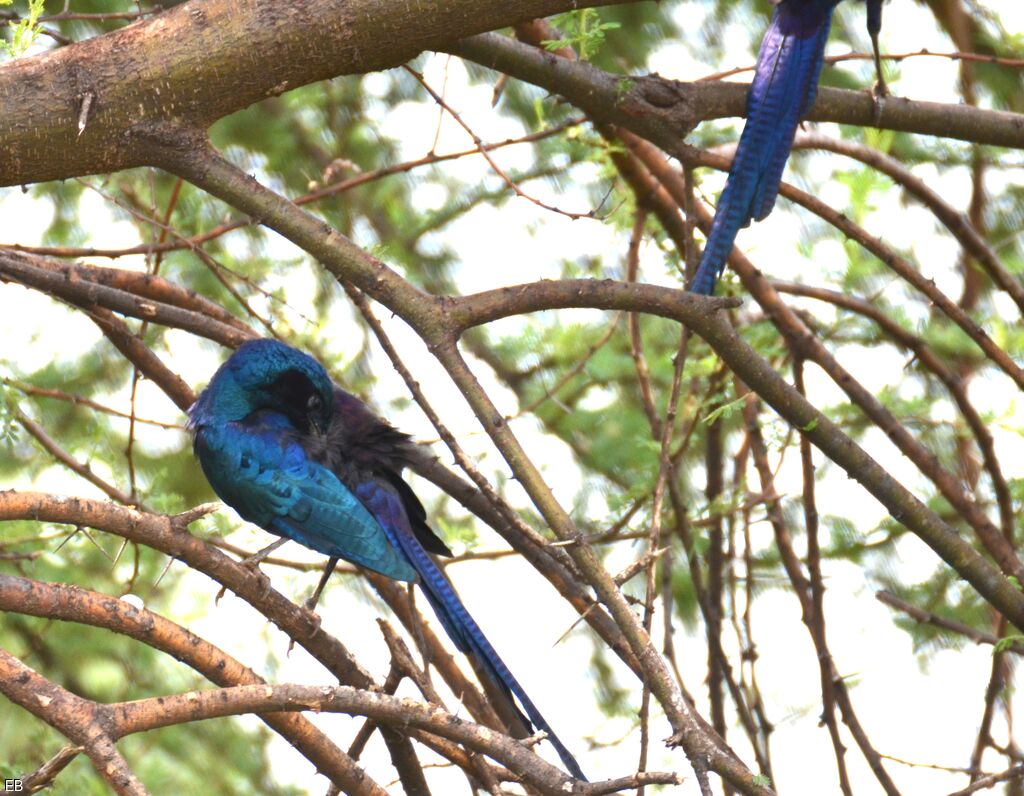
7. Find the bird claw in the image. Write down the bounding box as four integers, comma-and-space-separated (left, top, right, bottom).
253, 568, 272, 598
284, 603, 323, 657
302, 602, 323, 636
233, 537, 288, 598
238, 553, 264, 572
233, 556, 269, 597
869, 80, 889, 126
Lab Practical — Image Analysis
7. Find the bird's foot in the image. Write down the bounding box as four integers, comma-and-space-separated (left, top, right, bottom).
303, 593, 326, 618
239, 537, 289, 570
233, 558, 272, 599
296, 586, 327, 639
232, 538, 288, 598
872, 81, 888, 126
302, 605, 324, 637
250, 566, 273, 599
869, 79, 889, 126
286, 607, 323, 656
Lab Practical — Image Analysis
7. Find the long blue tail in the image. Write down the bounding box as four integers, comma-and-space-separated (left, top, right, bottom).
354, 479, 587, 780
690, 2, 836, 295
400, 527, 588, 780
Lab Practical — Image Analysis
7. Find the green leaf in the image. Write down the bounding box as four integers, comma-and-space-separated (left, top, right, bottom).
994, 635, 1024, 655
543, 9, 621, 61
703, 395, 746, 426
1, 0, 45, 58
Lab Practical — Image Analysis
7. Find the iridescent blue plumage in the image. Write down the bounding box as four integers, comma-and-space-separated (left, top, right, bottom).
190, 339, 586, 780
689, 0, 884, 295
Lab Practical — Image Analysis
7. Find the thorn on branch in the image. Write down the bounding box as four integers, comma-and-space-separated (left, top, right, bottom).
77, 92, 94, 138
172, 502, 220, 529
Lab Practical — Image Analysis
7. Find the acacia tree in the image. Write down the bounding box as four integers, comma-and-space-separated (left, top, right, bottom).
1, 1, 1022, 794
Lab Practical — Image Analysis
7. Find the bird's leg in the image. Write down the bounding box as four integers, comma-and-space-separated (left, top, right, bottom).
286, 558, 339, 653
869, 32, 889, 124
870, 33, 888, 97
240, 536, 290, 569
304, 556, 338, 614
866, 0, 888, 123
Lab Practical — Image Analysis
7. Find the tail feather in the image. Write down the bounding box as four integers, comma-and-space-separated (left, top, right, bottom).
689, 3, 835, 295
352, 476, 586, 779
399, 527, 588, 781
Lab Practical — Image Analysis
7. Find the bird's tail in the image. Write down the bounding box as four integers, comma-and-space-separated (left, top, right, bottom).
395, 527, 588, 781
690, 178, 747, 295
688, 4, 834, 296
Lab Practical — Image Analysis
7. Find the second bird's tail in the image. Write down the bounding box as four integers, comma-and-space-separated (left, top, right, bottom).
689, 3, 835, 296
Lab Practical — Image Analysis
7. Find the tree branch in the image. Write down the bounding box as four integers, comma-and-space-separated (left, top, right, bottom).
0, 0, 642, 186
103, 681, 679, 796
0, 647, 148, 796
449, 33, 1024, 151
0, 573, 384, 795
0, 493, 436, 790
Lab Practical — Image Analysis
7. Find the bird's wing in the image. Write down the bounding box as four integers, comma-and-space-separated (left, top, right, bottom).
690, 3, 834, 295
382, 469, 453, 557
351, 476, 471, 645
329, 388, 453, 557
195, 422, 418, 582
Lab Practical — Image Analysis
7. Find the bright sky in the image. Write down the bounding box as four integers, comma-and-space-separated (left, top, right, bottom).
2, 1, 1023, 794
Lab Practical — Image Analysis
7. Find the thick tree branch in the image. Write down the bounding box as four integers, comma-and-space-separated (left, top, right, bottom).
449, 33, 1024, 151
104, 681, 679, 796
0, 0, 641, 186
3, 2, 1022, 188
0, 647, 147, 796
0, 250, 252, 349
0, 493, 437, 791
0, 574, 384, 795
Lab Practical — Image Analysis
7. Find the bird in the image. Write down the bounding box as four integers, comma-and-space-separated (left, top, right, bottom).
188, 338, 586, 781
688, 0, 885, 295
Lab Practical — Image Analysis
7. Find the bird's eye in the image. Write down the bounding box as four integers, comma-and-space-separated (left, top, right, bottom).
306, 393, 322, 414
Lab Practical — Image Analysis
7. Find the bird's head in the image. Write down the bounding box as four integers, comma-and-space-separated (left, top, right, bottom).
189, 339, 334, 434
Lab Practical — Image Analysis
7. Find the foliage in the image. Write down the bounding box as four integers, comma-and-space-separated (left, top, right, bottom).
543, 8, 621, 61
0, 1, 1022, 793
0, 0, 44, 57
